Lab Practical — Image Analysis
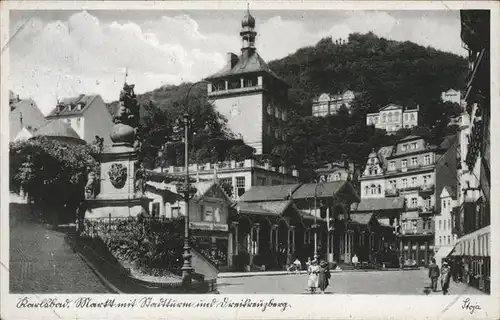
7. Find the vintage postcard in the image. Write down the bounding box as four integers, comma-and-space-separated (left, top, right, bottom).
1, 1, 498, 319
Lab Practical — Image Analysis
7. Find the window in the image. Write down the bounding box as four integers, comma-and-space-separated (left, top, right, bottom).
375, 116, 379, 124
401, 144, 407, 152
377, 185, 381, 194
202, 205, 214, 222
152, 202, 160, 217
365, 186, 369, 195
424, 155, 431, 165
401, 159, 407, 168
371, 185, 377, 195
447, 236, 451, 244
219, 178, 233, 197
402, 178, 408, 188
411, 142, 417, 149
275, 129, 280, 139
389, 161, 395, 170
448, 219, 451, 229
404, 114, 408, 121
388, 112, 393, 122
200, 204, 205, 220
411, 113, 416, 121
382, 114, 387, 123
439, 236, 442, 245
267, 103, 272, 115
443, 200, 447, 209
411, 157, 417, 166
390, 180, 396, 189
236, 177, 246, 197
411, 198, 417, 207
423, 175, 429, 184
267, 124, 272, 135
448, 200, 451, 207
439, 220, 442, 229
171, 207, 180, 218
425, 198, 431, 208
412, 177, 417, 186
282, 110, 287, 121
275, 107, 280, 118
333, 173, 341, 181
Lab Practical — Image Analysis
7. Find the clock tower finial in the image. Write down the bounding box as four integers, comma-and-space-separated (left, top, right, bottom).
240, 6, 257, 52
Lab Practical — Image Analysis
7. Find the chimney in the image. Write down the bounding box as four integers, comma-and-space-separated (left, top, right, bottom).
227, 53, 239, 69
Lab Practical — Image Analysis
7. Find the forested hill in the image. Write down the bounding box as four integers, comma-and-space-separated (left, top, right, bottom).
268, 32, 468, 115
118, 32, 468, 119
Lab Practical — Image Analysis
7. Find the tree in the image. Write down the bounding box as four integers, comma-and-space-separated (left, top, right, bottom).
10, 137, 98, 223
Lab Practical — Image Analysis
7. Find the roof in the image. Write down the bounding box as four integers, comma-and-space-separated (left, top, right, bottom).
9, 99, 47, 141
236, 200, 292, 216
299, 210, 326, 222
293, 181, 348, 199
205, 50, 286, 85
398, 135, 422, 142
46, 94, 103, 118
33, 119, 83, 142
350, 212, 374, 225
238, 184, 301, 202
441, 186, 457, 199
356, 197, 405, 212
379, 103, 403, 111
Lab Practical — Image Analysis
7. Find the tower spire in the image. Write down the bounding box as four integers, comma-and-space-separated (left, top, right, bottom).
240, 6, 257, 52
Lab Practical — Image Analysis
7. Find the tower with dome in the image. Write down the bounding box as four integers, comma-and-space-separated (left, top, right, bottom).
205, 8, 291, 155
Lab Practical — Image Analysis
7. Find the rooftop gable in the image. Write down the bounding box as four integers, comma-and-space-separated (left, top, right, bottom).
379, 104, 404, 111
46, 94, 103, 118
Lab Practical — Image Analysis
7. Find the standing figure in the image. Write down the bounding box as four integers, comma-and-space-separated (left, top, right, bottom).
317, 260, 331, 294
307, 259, 319, 294
441, 261, 452, 295
352, 254, 359, 269
428, 258, 440, 292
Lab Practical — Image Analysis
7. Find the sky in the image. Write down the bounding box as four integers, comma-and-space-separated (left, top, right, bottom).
9, 9, 466, 115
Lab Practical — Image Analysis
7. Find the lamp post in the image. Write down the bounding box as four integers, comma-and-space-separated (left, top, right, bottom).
180, 80, 213, 287
313, 181, 324, 259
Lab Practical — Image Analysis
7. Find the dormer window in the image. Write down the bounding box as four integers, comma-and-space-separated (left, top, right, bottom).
76, 103, 84, 111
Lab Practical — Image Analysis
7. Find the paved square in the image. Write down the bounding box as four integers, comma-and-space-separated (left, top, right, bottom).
217, 270, 485, 295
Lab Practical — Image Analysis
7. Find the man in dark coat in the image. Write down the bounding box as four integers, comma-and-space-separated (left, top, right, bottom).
428, 258, 440, 292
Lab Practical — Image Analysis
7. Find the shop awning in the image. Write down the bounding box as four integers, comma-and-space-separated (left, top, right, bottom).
435, 245, 454, 259
449, 225, 490, 257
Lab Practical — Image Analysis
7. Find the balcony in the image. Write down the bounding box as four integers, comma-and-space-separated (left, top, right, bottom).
385, 189, 400, 197
207, 85, 264, 97
418, 206, 435, 216
418, 184, 435, 196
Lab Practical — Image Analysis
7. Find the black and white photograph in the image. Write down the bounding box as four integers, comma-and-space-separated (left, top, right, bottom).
1, 1, 498, 319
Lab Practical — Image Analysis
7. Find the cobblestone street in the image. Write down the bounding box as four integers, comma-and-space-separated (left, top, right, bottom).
217, 270, 486, 295
9, 203, 110, 293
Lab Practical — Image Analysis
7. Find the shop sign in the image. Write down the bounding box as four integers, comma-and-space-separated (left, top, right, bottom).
189, 221, 228, 232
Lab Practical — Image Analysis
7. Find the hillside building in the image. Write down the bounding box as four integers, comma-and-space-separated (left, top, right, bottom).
205, 9, 291, 155
366, 104, 419, 134
312, 90, 356, 117
441, 88, 462, 105
45, 94, 113, 146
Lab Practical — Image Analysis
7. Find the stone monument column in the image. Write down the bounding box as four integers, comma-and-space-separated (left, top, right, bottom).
84, 82, 150, 220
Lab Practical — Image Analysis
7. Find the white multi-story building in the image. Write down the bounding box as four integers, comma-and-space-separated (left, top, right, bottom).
312, 90, 356, 117
155, 158, 299, 201
366, 104, 419, 134
434, 186, 458, 264
45, 94, 113, 146
441, 89, 462, 105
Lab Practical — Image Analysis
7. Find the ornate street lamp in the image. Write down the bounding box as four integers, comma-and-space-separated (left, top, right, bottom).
179, 80, 213, 287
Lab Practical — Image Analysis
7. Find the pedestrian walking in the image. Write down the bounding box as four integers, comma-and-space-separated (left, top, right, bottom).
317, 260, 331, 294
352, 254, 359, 269
307, 259, 319, 294
306, 257, 312, 269
428, 258, 440, 292
441, 261, 452, 295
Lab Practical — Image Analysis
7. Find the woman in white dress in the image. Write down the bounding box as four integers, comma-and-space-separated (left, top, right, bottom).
307, 259, 320, 294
